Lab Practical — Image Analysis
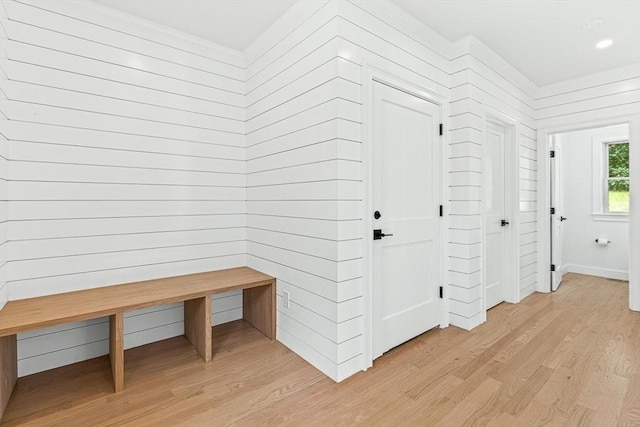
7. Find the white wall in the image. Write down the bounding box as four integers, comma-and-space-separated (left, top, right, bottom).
0, 0, 247, 376
2, 0, 636, 382
338, 1, 453, 347
244, 0, 365, 382
0, 14, 7, 309
536, 65, 640, 130
558, 125, 629, 280
244, 0, 541, 383
0, 0, 546, 381
449, 36, 539, 328
338, 0, 453, 376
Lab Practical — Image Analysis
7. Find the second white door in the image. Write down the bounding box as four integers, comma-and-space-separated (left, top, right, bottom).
484, 120, 509, 309
372, 81, 441, 359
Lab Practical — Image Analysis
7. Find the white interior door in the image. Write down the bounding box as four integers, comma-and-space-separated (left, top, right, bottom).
484, 120, 508, 309
372, 81, 441, 359
551, 138, 564, 291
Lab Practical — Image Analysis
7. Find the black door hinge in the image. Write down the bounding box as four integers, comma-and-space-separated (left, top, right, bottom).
439, 286, 443, 299
439, 205, 443, 217
550, 150, 555, 158
550, 264, 556, 272
550, 207, 555, 214
439, 123, 443, 136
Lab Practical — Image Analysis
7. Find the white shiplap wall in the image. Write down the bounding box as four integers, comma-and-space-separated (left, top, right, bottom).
0, 0, 247, 376
0, 7, 7, 309
449, 36, 538, 328
244, 0, 366, 382
244, 0, 468, 379
536, 64, 640, 130
335, 0, 451, 371
4, 0, 634, 383
333, 3, 540, 333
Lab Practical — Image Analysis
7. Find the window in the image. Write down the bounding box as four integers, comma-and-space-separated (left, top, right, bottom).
591, 131, 630, 221
604, 141, 629, 213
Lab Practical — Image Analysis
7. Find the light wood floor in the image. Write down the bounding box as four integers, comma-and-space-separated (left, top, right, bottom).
2, 273, 639, 426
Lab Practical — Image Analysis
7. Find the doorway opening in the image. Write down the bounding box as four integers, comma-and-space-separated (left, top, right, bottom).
548, 124, 631, 291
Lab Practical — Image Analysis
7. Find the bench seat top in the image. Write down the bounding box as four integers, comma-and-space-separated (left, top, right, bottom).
0, 267, 274, 337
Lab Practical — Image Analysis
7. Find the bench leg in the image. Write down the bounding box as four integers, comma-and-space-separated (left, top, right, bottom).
184, 296, 212, 362
109, 313, 124, 393
243, 280, 276, 339
0, 334, 17, 421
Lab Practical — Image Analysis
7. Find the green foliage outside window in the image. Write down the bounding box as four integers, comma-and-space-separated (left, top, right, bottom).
607, 142, 629, 212
608, 142, 629, 190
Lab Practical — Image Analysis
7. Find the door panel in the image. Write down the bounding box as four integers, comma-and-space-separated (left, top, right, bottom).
372, 81, 441, 359
485, 120, 507, 309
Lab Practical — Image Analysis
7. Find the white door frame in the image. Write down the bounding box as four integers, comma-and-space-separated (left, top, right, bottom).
549, 135, 565, 290
536, 114, 640, 312
482, 108, 520, 318
361, 64, 450, 369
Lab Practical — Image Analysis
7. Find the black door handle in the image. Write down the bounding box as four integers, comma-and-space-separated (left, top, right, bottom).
373, 229, 394, 240
560, 216, 567, 221
374, 210, 381, 219
501, 219, 509, 227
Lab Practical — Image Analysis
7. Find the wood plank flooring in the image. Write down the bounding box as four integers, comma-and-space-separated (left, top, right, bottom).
2, 273, 639, 426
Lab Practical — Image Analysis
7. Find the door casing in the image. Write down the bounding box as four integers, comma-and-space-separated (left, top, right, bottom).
361, 65, 450, 370
482, 109, 520, 319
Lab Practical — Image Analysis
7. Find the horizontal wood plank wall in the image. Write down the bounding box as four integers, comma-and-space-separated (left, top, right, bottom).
0, 2, 7, 310
336, 0, 451, 376
244, 0, 362, 382
0, 0, 247, 376
450, 37, 538, 329
0, 26, 7, 310
244, 0, 458, 381
519, 130, 538, 300
535, 64, 640, 130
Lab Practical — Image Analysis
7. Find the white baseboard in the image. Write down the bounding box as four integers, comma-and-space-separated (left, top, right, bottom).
449, 312, 484, 330
562, 264, 629, 281
520, 284, 536, 300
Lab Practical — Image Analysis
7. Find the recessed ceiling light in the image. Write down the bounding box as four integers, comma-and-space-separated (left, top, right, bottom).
596, 39, 613, 49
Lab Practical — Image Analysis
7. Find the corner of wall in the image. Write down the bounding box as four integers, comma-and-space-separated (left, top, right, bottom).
448, 32, 540, 327
244, 0, 361, 383
0, 19, 8, 311
466, 35, 538, 98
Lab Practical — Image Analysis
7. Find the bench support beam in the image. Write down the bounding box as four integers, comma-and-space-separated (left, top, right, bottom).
184, 296, 212, 362
0, 334, 16, 420
109, 313, 124, 393
243, 281, 276, 340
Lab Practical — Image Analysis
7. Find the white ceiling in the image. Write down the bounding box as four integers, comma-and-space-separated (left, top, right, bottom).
394, 0, 640, 86
94, 0, 640, 86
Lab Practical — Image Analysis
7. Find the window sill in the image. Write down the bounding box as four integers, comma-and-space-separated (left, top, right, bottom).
592, 213, 629, 222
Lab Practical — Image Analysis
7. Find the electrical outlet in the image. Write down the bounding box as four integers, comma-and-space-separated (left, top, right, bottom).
283, 290, 290, 308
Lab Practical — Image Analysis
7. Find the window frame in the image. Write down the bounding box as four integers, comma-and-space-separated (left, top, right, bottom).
592, 135, 629, 221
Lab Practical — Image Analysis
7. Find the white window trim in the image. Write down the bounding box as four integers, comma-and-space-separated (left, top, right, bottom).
592, 134, 629, 221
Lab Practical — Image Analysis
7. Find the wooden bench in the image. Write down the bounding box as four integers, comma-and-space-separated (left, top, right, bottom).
0, 267, 275, 420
